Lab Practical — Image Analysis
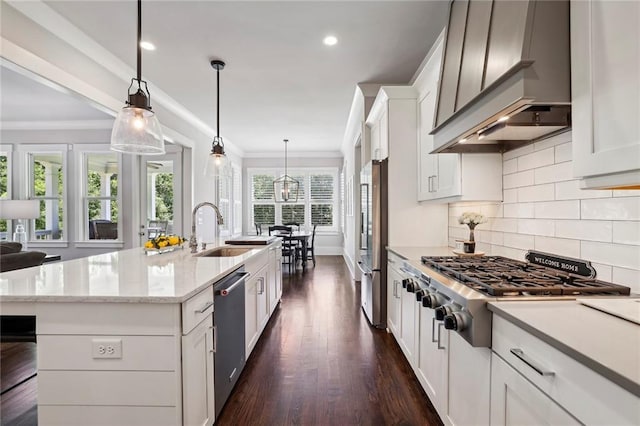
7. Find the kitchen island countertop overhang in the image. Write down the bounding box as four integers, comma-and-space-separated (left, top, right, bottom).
0, 242, 269, 303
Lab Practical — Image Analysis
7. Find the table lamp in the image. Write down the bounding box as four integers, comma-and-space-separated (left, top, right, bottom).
0, 200, 40, 250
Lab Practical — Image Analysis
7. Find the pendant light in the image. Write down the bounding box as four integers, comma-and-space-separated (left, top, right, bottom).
204, 59, 230, 178
110, 0, 164, 155
273, 139, 299, 203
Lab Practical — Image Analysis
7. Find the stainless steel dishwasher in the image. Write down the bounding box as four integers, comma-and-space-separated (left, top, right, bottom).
213, 266, 249, 418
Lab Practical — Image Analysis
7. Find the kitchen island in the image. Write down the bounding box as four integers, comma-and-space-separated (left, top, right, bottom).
0, 240, 283, 426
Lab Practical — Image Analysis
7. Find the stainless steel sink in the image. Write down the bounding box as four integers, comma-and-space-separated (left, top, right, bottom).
195, 247, 253, 257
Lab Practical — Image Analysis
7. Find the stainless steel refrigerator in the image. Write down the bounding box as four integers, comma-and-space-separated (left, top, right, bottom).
358, 159, 388, 328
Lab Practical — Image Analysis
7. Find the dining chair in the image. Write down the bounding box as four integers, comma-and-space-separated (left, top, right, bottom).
305, 224, 317, 267
268, 226, 295, 272
94, 221, 118, 240
255, 223, 262, 235
283, 222, 300, 232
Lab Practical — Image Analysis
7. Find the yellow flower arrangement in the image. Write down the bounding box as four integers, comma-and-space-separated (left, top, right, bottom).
144, 234, 185, 250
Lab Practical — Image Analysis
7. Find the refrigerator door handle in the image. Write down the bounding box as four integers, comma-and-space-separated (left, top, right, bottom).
356, 261, 380, 277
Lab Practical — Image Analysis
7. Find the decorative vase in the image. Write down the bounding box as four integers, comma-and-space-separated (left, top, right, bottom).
463, 224, 476, 254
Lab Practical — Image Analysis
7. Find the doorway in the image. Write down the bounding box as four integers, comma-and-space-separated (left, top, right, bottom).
139, 145, 183, 246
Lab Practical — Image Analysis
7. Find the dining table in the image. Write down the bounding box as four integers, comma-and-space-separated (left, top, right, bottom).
274, 231, 312, 270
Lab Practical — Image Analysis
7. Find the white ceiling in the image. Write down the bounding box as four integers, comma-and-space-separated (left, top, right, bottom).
13, 1, 449, 154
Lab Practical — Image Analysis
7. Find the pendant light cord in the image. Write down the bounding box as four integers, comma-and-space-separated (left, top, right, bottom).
216, 67, 220, 137
136, 0, 142, 84
284, 139, 289, 176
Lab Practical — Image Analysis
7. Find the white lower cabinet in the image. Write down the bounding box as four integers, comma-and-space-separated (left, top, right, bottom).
492, 315, 640, 425
267, 243, 282, 315
399, 280, 417, 363
386, 258, 403, 337
416, 306, 448, 417
182, 315, 215, 426
446, 332, 491, 426
490, 353, 579, 426
244, 265, 267, 357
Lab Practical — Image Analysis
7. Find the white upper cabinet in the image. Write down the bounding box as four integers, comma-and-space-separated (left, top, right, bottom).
415, 33, 502, 202
571, 0, 640, 189
366, 88, 412, 162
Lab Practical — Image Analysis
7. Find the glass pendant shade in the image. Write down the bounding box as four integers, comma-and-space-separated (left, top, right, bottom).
111, 106, 164, 154
110, 0, 164, 155
274, 175, 299, 203
204, 148, 230, 178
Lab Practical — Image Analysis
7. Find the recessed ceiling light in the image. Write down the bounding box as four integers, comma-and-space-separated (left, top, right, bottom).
323, 35, 338, 46
497, 115, 510, 122
140, 41, 156, 51
459, 138, 467, 143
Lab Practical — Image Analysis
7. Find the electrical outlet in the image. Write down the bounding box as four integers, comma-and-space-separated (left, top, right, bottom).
92, 338, 122, 359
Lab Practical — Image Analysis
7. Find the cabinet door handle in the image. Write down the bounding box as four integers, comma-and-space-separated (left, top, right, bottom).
195, 300, 214, 314
437, 322, 446, 350
432, 175, 438, 192
427, 176, 432, 192
211, 325, 217, 353
431, 317, 438, 343
258, 277, 265, 295
510, 348, 555, 376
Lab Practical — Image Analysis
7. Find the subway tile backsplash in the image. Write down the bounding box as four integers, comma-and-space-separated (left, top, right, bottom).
448, 132, 640, 293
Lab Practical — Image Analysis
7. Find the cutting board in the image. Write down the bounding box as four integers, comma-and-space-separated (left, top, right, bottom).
225, 236, 277, 245
579, 298, 640, 325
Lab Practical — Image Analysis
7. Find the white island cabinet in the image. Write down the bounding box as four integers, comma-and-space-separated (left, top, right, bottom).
0, 241, 284, 426
571, 0, 640, 189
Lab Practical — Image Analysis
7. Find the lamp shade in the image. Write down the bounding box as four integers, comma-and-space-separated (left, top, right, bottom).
204, 152, 230, 178
0, 200, 40, 220
110, 106, 165, 154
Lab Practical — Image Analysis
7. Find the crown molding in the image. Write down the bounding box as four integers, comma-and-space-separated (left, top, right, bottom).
243, 150, 343, 159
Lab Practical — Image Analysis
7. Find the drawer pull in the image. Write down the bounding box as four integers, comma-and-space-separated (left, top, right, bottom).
510, 348, 555, 376
195, 300, 214, 314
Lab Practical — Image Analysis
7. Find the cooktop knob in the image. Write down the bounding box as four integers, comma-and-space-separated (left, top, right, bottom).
434, 305, 451, 321
406, 280, 415, 293
422, 292, 444, 309
402, 278, 411, 289
415, 289, 426, 302
444, 311, 470, 331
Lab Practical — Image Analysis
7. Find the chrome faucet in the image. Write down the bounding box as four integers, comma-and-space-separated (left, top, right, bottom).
189, 202, 224, 253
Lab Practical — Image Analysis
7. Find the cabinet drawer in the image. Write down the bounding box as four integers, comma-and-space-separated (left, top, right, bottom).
492, 315, 639, 425
39, 406, 178, 426
38, 335, 177, 371
38, 371, 177, 406
182, 285, 214, 334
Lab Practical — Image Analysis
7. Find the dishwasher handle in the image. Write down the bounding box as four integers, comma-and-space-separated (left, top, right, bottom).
216, 272, 251, 297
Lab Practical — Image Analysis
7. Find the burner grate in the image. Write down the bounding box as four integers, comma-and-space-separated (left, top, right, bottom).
421, 255, 631, 297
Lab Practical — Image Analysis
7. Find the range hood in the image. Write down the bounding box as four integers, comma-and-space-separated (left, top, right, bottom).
430, 0, 571, 154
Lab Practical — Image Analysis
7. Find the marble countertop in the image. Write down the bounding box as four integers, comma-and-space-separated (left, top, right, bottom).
489, 300, 640, 397
0, 241, 270, 303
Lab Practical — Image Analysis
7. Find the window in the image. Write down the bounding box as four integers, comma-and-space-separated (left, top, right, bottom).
232, 164, 242, 236
0, 149, 9, 238
29, 152, 65, 241
217, 172, 231, 236
251, 173, 276, 226
249, 168, 339, 232
217, 163, 243, 237
84, 152, 120, 240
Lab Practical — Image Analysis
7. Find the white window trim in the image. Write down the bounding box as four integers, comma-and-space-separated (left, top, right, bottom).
17, 143, 69, 246
0, 145, 13, 241
248, 167, 340, 233
75, 144, 123, 242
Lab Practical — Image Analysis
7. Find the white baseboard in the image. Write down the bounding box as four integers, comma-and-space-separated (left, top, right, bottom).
315, 246, 343, 256
342, 248, 355, 280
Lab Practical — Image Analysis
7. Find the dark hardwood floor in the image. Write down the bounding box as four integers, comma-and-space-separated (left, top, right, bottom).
0, 256, 442, 426
217, 256, 442, 426
0, 342, 38, 426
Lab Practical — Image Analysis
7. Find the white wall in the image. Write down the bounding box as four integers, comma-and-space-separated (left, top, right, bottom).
243, 155, 344, 255
448, 131, 640, 294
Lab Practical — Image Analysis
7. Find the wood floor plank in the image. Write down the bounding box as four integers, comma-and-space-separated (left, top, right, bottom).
217, 256, 442, 426
0, 343, 37, 395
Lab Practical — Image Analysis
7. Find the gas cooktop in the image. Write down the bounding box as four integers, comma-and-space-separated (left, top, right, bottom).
421, 255, 631, 297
